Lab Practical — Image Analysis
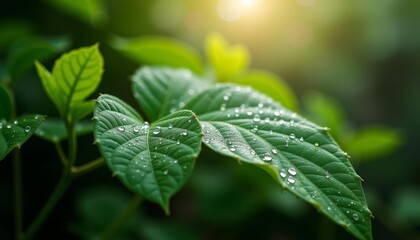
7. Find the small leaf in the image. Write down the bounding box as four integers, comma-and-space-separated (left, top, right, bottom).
234, 69, 298, 111
347, 126, 402, 162
184, 84, 372, 240
0, 85, 12, 120
36, 44, 104, 122
132, 67, 208, 121
94, 94, 202, 212
205, 32, 249, 82
35, 118, 93, 143
0, 115, 44, 161
111, 36, 203, 74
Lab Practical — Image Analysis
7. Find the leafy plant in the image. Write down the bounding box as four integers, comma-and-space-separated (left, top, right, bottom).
1, 39, 375, 239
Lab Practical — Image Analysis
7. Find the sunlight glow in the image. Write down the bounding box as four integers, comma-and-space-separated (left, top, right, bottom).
217, 0, 259, 22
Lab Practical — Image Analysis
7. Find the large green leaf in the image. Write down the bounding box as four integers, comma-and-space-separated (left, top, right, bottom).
35, 118, 93, 143
0, 85, 12, 121
111, 36, 203, 74
184, 84, 372, 240
132, 67, 208, 121
0, 115, 44, 161
94, 94, 202, 212
36, 44, 104, 123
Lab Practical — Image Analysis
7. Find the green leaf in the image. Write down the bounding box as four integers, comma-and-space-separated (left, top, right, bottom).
0, 115, 44, 161
45, 0, 107, 27
111, 36, 203, 74
7, 36, 70, 80
347, 126, 402, 162
234, 69, 298, 111
184, 84, 372, 240
302, 91, 346, 138
35, 118, 93, 143
0, 85, 12, 121
36, 44, 104, 122
94, 94, 202, 212
205, 32, 249, 82
132, 67, 208, 121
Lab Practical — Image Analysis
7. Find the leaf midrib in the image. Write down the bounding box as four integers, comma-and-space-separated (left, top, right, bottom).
64, 48, 96, 119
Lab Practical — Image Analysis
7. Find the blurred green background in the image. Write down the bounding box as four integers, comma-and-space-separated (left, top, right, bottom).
1, 0, 419, 239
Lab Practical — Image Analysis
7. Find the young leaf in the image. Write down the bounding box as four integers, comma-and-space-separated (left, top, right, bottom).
184, 84, 372, 240
94, 94, 202, 212
0, 85, 12, 120
234, 69, 298, 111
205, 32, 249, 82
111, 36, 203, 74
35, 118, 93, 143
131, 67, 208, 121
36, 44, 104, 123
0, 115, 44, 161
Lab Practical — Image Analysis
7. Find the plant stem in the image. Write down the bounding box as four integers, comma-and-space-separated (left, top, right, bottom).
66, 123, 77, 168
13, 149, 24, 240
71, 157, 104, 177
100, 195, 142, 240
54, 142, 68, 167
24, 173, 72, 239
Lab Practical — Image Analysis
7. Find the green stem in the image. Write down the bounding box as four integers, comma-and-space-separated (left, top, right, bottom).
24, 173, 72, 239
54, 142, 68, 167
100, 195, 142, 240
66, 123, 77, 168
71, 157, 104, 177
13, 149, 24, 240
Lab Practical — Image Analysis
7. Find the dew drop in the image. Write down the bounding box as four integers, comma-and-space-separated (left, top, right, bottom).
258, 103, 264, 108
273, 111, 280, 117
253, 115, 261, 122
314, 142, 319, 147
181, 130, 188, 136
299, 137, 304, 142
250, 150, 256, 155
117, 127, 125, 132
272, 149, 278, 154
290, 133, 296, 139
246, 111, 253, 116
287, 176, 296, 184
230, 147, 236, 152
220, 103, 226, 111
13, 120, 18, 124
176, 140, 180, 145
168, 124, 173, 129
153, 126, 161, 135
187, 89, 196, 95
352, 213, 359, 221
163, 170, 168, 175
7, 125, 12, 129
288, 167, 297, 176
263, 153, 272, 162
280, 169, 287, 178
133, 127, 140, 133
223, 95, 230, 101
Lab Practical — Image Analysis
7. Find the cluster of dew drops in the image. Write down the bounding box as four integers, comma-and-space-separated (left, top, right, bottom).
114, 116, 193, 176
0, 116, 37, 138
